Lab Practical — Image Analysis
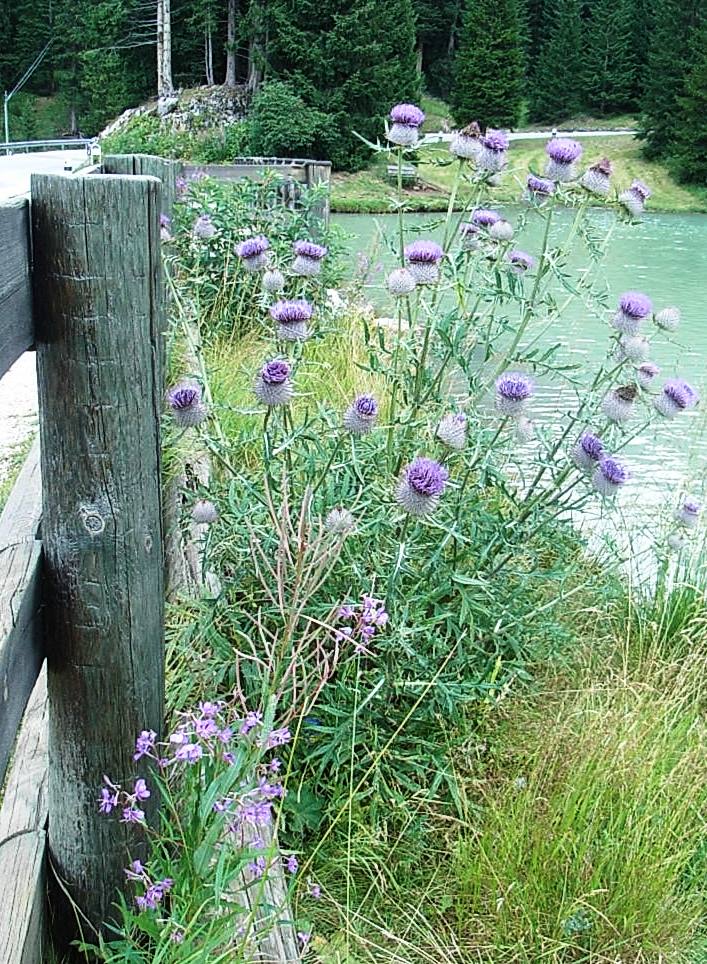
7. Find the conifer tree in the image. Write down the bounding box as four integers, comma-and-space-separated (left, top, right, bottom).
451, 0, 525, 128
670, 11, 707, 183
529, 0, 582, 122
641, 0, 701, 158
265, 0, 419, 170
582, 0, 637, 115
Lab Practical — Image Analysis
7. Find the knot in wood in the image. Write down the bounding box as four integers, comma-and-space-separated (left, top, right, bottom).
79, 504, 106, 536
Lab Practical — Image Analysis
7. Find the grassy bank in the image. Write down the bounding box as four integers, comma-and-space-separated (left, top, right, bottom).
331, 136, 707, 215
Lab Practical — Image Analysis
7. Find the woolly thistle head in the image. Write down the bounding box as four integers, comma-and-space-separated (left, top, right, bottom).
436, 412, 467, 449
193, 214, 216, 239
396, 458, 449, 516
630, 179, 651, 201
254, 359, 293, 406
663, 379, 699, 410
236, 235, 269, 259
324, 507, 356, 536
191, 500, 219, 524
590, 157, 613, 177
580, 432, 604, 461
489, 219, 514, 241
507, 249, 535, 273
389, 103, 425, 127
496, 372, 534, 401
595, 456, 629, 488
654, 306, 680, 332
482, 129, 509, 152
546, 138, 583, 164
262, 269, 285, 293
387, 268, 416, 297
527, 174, 555, 196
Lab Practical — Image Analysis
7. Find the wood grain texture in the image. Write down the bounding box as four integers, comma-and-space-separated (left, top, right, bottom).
102, 154, 177, 217
31, 172, 165, 938
0, 831, 46, 964
0, 198, 33, 379
0, 451, 43, 789
0, 669, 48, 964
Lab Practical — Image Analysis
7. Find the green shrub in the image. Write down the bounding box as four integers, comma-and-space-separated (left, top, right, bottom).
102, 114, 251, 163
248, 81, 327, 159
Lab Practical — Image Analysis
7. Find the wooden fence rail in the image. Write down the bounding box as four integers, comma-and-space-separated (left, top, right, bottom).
0, 151, 314, 961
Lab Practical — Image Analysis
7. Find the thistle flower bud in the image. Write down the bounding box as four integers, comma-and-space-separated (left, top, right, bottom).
160, 214, 172, 242
619, 179, 651, 218
580, 157, 612, 197
404, 241, 443, 285
611, 291, 652, 336
292, 240, 328, 277
387, 268, 416, 297
262, 269, 285, 293
526, 174, 556, 199
166, 381, 207, 427
495, 372, 534, 416
654, 379, 699, 419
667, 531, 688, 551
193, 214, 216, 240
396, 457, 449, 517
592, 456, 629, 497
478, 129, 509, 173
449, 121, 482, 161
601, 385, 637, 424
675, 498, 700, 529
507, 249, 535, 275
618, 335, 650, 364
324, 507, 356, 536
387, 103, 425, 147
459, 221, 481, 250
236, 235, 270, 272
636, 362, 660, 390
436, 412, 467, 450
343, 394, 378, 435
254, 359, 294, 406
571, 431, 604, 474
654, 306, 680, 332
489, 219, 514, 242
545, 138, 582, 182
192, 500, 219, 524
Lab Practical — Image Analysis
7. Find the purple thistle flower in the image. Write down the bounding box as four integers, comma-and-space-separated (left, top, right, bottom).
254, 358, 294, 406
601, 384, 637, 424
479, 129, 509, 173
545, 138, 582, 181
507, 249, 535, 274
637, 361, 660, 390
193, 214, 216, 240
236, 235, 270, 272
593, 456, 629, 496
571, 432, 604, 474
450, 121, 482, 160
526, 174, 556, 198
655, 306, 680, 332
166, 381, 207, 428
495, 372, 534, 416
654, 379, 700, 418
388, 103, 425, 146
470, 208, 501, 229
343, 394, 379, 435
192, 499, 219, 524
619, 179, 651, 217
612, 291, 653, 335
676, 498, 700, 529
404, 240, 444, 284
293, 240, 328, 277
581, 157, 613, 197
396, 457, 449, 517
270, 299, 313, 341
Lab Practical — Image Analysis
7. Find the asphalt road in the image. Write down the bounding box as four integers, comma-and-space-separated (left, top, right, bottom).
0, 149, 88, 199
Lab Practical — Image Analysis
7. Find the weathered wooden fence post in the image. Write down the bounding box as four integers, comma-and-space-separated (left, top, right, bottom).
31, 173, 165, 943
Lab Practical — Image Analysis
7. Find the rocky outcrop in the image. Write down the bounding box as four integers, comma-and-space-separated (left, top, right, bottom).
100, 85, 250, 139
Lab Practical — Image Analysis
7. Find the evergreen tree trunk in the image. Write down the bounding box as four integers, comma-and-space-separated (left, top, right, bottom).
162, 0, 173, 93
157, 0, 164, 95
225, 0, 237, 86
205, 26, 214, 85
